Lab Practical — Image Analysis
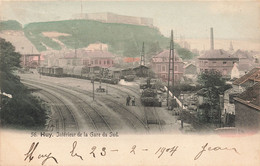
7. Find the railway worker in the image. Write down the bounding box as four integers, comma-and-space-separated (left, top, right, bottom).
126, 95, 131, 106
158, 96, 162, 107
132, 96, 136, 106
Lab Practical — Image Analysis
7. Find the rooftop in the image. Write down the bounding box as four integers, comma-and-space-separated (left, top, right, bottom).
198, 49, 238, 60
233, 68, 260, 85
234, 82, 260, 110
233, 49, 254, 60
85, 50, 115, 58
153, 50, 182, 61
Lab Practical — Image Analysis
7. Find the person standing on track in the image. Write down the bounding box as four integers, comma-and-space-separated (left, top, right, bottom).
126, 95, 131, 106
132, 96, 136, 106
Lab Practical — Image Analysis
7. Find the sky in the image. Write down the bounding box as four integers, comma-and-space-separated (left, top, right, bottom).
0, 1, 259, 43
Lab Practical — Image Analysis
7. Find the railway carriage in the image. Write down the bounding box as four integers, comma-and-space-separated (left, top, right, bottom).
50, 67, 63, 77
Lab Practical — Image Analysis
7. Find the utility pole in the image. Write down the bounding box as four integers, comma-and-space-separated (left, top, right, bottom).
167, 30, 174, 107
140, 42, 145, 77
140, 42, 145, 66
91, 78, 95, 101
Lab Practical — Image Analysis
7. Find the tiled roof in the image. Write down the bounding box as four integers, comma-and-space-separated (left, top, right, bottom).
234, 82, 260, 110
233, 68, 260, 85
153, 50, 181, 61
184, 63, 196, 69
85, 51, 115, 58
198, 49, 238, 60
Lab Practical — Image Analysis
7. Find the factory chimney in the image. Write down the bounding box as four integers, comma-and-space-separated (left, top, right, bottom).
210, 27, 214, 50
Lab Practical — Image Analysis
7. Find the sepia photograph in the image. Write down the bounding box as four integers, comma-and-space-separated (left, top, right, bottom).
0, 0, 259, 165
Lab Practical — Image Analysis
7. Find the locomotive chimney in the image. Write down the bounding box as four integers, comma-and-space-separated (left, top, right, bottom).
210, 27, 214, 50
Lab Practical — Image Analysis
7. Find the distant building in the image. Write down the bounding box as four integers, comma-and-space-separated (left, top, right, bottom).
230, 63, 240, 80
59, 57, 83, 67
74, 12, 153, 27
198, 49, 239, 77
151, 50, 184, 83
82, 50, 115, 68
232, 49, 255, 73
234, 82, 260, 132
198, 27, 239, 78
184, 63, 197, 75
0, 30, 41, 68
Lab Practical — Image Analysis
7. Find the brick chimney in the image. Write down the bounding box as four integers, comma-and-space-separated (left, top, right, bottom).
210, 27, 214, 50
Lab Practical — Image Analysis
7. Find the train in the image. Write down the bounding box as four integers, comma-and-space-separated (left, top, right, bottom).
37, 66, 120, 84
140, 78, 161, 107
37, 65, 152, 85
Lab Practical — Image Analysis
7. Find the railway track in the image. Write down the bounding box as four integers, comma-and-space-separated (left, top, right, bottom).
101, 97, 149, 133
22, 79, 113, 132
22, 77, 159, 133
24, 82, 79, 132
56, 83, 149, 132
54, 83, 150, 132
143, 106, 163, 132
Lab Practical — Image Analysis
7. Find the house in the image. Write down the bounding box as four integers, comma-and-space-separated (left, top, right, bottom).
151, 50, 184, 83
232, 49, 255, 74
184, 63, 197, 75
222, 68, 260, 117
59, 57, 83, 67
198, 49, 239, 78
234, 82, 260, 132
82, 50, 115, 68
233, 67, 260, 91
198, 28, 239, 78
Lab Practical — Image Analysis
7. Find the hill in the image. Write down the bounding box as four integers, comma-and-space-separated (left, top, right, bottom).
1, 19, 198, 59
0, 20, 23, 31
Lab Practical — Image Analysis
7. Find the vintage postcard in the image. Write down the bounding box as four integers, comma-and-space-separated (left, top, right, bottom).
0, 0, 259, 165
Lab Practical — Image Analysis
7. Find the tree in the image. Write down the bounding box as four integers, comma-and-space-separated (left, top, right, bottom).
123, 41, 140, 57
0, 38, 47, 128
147, 41, 162, 56
197, 70, 226, 124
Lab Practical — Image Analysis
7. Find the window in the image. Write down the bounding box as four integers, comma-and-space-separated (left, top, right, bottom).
104, 61, 106, 65
107, 60, 110, 64
99, 60, 101, 65
157, 65, 161, 72
91, 61, 93, 64
95, 60, 98, 64
162, 65, 166, 72
161, 74, 166, 79
67, 60, 71, 65
223, 61, 227, 65
213, 61, 216, 66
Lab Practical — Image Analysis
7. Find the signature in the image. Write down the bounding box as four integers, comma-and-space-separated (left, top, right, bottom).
194, 143, 240, 160
70, 141, 84, 160
24, 142, 58, 165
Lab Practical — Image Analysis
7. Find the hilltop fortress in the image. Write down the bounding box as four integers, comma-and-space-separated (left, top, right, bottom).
74, 12, 153, 27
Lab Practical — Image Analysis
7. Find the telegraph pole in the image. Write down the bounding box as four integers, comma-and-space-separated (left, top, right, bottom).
91, 78, 95, 101
140, 42, 145, 66
167, 30, 174, 107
